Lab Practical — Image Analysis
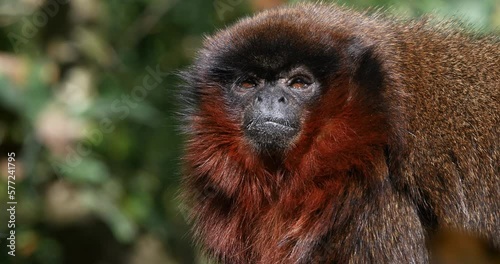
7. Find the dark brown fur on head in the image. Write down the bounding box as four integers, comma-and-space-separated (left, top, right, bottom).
179, 4, 499, 264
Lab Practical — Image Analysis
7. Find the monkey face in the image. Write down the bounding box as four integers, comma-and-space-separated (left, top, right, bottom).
235, 66, 321, 153
193, 28, 339, 155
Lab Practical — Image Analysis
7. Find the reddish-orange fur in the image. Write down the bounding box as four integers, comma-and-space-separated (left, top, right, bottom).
183, 72, 390, 262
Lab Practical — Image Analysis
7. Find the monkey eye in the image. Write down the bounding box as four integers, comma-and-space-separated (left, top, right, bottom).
239, 77, 258, 89
288, 76, 312, 89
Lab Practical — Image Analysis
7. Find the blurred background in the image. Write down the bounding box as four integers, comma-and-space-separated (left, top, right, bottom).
0, 0, 498, 263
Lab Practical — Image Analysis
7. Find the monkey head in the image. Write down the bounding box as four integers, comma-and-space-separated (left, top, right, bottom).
181, 7, 387, 160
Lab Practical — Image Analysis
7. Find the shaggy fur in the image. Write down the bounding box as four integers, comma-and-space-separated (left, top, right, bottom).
179, 4, 499, 263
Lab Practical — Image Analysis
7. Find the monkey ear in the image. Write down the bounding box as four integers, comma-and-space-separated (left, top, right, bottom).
347, 38, 385, 92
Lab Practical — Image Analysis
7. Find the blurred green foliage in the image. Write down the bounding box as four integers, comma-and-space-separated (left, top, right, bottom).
0, 0, 498, 263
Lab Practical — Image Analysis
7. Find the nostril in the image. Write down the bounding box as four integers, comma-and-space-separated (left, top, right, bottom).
278, 96, 287, 104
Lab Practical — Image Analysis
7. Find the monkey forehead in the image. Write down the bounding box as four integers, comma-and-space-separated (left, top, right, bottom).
198, 5, 364, 79
208, 4, 359, 48
196, 4, 393, 81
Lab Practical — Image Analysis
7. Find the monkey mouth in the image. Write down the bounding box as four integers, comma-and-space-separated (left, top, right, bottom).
243, 117, 299, 152
262, 120, 296, 130
246, 117, 298, 131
